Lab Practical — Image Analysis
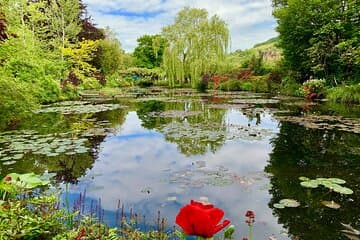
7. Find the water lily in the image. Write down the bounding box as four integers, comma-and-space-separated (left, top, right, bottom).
176, 200, 230, 239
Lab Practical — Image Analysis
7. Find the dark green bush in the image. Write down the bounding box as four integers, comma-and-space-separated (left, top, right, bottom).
219, 80, 241, 91
280, 77, 304, 96
137, 79, 154, 87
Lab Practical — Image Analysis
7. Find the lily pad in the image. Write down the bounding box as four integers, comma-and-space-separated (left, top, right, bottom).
300, 180, 319, 188
279, 199, 301, 208
300, 177, 353, 195
327, 178, 346, 184
333, 186, 353, 195
299, 176, 310, 181
34, 103, 126, 115
321, 200, 341, 209
273, 203, 285, 209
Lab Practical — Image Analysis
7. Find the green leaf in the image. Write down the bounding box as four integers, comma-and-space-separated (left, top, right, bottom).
279, 199, 300, 208
274, 203, 285, 209
333, 186, 353, 195
224, 225, 235, 239
300, 180, 319, 188
299, 176, 310, 181
327, 178, 346, 184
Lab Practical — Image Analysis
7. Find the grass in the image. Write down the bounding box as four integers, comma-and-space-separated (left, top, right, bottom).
327, 84, 360, 104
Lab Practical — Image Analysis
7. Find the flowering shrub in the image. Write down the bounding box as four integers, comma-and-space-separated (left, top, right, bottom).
302, 78, 326, 100
175, 200, 231, 238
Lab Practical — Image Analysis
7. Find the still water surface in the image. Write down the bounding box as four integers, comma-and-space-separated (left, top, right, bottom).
0, 88, 359, 239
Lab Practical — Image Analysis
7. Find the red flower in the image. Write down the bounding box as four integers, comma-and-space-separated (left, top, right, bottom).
75, 228, 86, 240
245, 210, 255, 218
176, 200, 230, 238
4, 175, 12, 182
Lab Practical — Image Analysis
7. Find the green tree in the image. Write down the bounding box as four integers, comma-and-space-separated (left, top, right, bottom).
133, 34, 166, 69
93, 30, 125, 76
273, 0, 360, 84
45, 0, 82, 61
162, 7, 229, 87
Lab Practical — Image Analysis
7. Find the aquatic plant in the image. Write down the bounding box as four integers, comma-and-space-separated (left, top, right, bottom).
273, 199, 300, 209
299, 177, 353, 195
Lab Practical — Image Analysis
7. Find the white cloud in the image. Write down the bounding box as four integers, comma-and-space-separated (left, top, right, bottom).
83, 0, 277, 52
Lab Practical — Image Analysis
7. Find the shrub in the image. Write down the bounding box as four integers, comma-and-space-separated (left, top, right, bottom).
248, 76, 268, 92
196, 74, 210, 93
327, 84, 360, 104
219, 80, 241, 91
60, 84, 80, 100
280, 77, 304, 96
0, 76, 36, 129
78, 77, 102, 90
106, 74, 132, 88
302, 78, 326, 100
137, 79, 154, 88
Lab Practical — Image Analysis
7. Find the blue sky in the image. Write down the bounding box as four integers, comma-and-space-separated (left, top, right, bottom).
82, 0, 278, 52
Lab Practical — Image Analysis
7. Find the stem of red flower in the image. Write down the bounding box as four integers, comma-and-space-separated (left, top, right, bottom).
248, 225, 253, 240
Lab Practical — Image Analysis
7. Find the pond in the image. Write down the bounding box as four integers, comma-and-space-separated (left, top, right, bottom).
0, 87, 359, 239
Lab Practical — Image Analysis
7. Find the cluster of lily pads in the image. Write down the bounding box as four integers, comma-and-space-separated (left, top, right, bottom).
34, 102, 125, 115
149, 110, 203, 118
299, 176, 353, 194
231, 98, 280, 104
275, 115, 360, 133
273, 177, 353, 210
161, 122, 273, 143
0, 130, 89, 165
167, 165, 264, 188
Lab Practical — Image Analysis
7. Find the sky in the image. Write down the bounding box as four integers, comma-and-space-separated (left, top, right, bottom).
82, 0, 278, 53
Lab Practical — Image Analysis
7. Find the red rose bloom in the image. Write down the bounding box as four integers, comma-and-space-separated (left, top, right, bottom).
176, 200, 230, 238
245, 210, 255, 218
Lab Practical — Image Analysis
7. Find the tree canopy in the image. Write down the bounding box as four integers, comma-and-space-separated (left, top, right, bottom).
133, 34, 166, 69
273, 0, 360, 84
162, 7, 230, 87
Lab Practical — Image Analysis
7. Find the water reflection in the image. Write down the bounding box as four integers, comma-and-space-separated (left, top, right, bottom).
0, 89, 359, 239
266, 122, 360, 240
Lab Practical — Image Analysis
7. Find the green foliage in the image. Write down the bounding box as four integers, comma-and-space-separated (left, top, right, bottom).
105, 74, 132, 88
62, 39, 99, 77
0, 173, 66, 240
162, 7, 229, 88
279, 77, 303, 96
133, 34, 166, 69
0, 73, 36, 129
60, 84, 80, 100
327, 84, 360, 104
219, 77, 269, 92
78, 77, 102, 90
273, 0, 360, 83
219, 80, 242, 91
137, 79, 154, 88
93, 33, 125, 76
120, 67, 165, 84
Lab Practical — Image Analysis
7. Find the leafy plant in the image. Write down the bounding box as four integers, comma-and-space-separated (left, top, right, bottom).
299, 177, 353, 195
327, 84, 360, 104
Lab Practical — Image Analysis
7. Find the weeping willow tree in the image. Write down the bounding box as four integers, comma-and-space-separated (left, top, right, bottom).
162, 8, 230, 88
